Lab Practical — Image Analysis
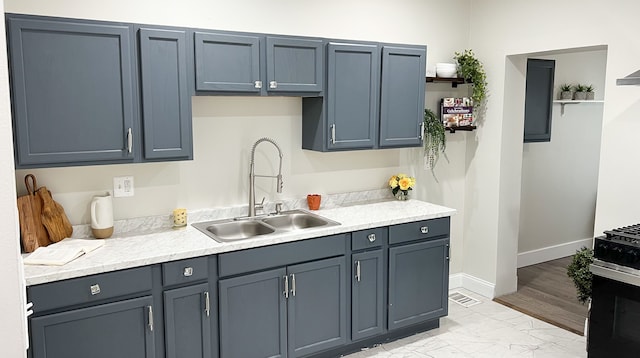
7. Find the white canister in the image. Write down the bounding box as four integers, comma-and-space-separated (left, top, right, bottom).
91, 193, 114, 238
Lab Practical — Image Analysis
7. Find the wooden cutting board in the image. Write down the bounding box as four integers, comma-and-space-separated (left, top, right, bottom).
17, 174, 50, 252
39, 187, 73, 243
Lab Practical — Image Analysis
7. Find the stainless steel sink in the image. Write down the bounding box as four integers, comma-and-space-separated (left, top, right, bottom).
192, 209, 340, 243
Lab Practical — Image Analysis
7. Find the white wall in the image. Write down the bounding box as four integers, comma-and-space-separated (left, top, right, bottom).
518, 50, 606, 255
467, 0, 640, 295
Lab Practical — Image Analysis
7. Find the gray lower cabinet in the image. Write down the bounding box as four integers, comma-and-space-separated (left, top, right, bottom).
218, 256, 347, 358
138, 27, 193, 160
30, 296, 155, 358
194, 31, 262, 93
351, 249, 384, 341
379, 46, 426, 148
265, 36, 323, 94
388, 238, 450, 330
7, 15, 136, 167
164, 283, 212, 358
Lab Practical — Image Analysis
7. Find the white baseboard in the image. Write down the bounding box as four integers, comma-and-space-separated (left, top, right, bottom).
517, 238, 593, 268
449, 273, 496, 299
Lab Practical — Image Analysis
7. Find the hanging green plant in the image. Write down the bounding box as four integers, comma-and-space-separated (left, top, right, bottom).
454, 49, 488, 107
567, 247, 593, 304
423, 108, 446, 169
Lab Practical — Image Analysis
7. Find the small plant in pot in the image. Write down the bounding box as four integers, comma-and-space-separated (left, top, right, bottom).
423, 108, 446, 169
559, 83, 573, 100
585, 85, 595, 100
573, 84, 587, 100
567, 247, 594, 304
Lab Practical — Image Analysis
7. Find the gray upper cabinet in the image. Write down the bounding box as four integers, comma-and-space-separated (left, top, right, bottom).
301, 43, 379, 152
138, 28, 193, 160
266, 36, 323, 93
194, 32, 262, 93
8, 16, 136, 167
327, 43, 379, 150
379, 46, 426, 148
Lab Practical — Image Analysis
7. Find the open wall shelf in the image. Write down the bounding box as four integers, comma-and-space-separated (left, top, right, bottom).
425, 76, 470, 88
553, 100, 604, 116
445, 125, 476, 133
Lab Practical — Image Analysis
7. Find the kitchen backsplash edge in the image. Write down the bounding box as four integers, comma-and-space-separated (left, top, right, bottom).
71, 189, 395, 238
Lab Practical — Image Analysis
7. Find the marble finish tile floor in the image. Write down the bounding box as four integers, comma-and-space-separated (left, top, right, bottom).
343, 289, 586, 358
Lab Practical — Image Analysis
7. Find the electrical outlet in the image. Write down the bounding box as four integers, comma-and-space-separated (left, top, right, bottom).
113, 176, 134, 197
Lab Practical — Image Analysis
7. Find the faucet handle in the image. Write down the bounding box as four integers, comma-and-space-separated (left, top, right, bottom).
275, 202, 283, 215
255, 197, 266, 212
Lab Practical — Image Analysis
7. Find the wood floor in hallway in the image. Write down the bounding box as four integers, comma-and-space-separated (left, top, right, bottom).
493, 256, 589, 335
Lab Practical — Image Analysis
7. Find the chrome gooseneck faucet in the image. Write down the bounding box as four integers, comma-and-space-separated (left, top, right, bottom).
248, 137, 283, 217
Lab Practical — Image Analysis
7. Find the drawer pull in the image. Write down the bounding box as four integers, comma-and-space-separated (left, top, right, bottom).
367, 233, 376, 242
420, 226, 429, 234
183, 267, 194, 277
90, 284, 101, 295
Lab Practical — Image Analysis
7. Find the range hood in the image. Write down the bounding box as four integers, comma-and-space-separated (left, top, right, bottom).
617, 70, 640, 86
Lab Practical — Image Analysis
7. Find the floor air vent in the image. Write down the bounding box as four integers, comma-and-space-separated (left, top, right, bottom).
448, 291, 481, 308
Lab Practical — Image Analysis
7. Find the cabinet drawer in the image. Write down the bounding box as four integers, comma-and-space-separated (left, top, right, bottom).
162, 256, 209, 287
351, 227, 386, 251
28, 266, 153, 313
388, 217, 450, 245
219, 234, 346, 277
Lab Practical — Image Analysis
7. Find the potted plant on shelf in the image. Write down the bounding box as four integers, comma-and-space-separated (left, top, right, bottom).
453, 49, 488, 109
423, 108, 446, 169
585, 85, 595, 100
567, 247, 594, 304
573, 84, 587, 100
559, 83, 573, 100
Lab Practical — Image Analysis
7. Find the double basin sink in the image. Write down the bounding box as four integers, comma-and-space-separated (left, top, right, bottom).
192, 209, 340, 243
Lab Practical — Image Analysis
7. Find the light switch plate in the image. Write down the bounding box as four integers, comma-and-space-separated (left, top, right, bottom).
113, 176, 134, 197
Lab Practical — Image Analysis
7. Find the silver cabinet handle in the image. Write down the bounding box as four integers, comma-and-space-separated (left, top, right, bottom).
269, 81, 278, 89
355, 261, 361, 282
419, 122, 425, 140
148, 306, 154, 332
254, 80, 263, 89
204, 291, 210, 317
283, 275, 289, 299
420, 226, 429, 234
90, 284, 101, 295
446, 244, 450, 261
183, 267, 193, 277
367, 233, 376, 243
291, 274, 296, 297
330, 124, 336, 144
126, 128, 133, 153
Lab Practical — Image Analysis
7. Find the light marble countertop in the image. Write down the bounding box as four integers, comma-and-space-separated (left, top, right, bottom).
23, 199, 456, 286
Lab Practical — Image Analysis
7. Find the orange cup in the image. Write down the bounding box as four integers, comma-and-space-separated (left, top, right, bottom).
307, 194, 321, 210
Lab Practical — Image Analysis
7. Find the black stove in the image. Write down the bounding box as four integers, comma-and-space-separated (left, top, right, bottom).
594, 224, 640, 270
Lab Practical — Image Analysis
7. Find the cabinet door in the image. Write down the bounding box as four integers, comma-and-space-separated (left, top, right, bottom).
30, 296, 155, 358
524, 58, 555, 143
388, 239, 449, 330
266, 37, 323, 93
326, 43, 379, 150
219, 268, 287, 358
194, 32, 262, 92
164, 283, 212, 358
352, 250, 384, 341
287, 256, 347, 357
379, 46, 426, 148
139, 28, 192, 160
8, 16, 135, 167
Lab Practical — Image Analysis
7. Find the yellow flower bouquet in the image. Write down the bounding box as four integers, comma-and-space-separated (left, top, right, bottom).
388, 173, 415, 200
